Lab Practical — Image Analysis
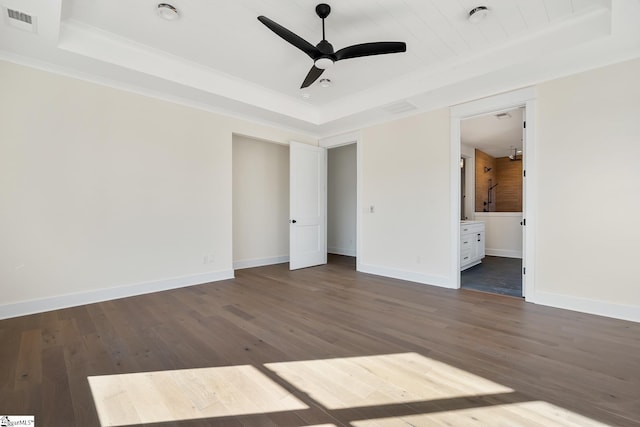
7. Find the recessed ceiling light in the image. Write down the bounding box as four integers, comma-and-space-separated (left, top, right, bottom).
301, 92, 311, 99
468, 6, 489, 24
319, 78, 332, 88
157, 3, 179, 21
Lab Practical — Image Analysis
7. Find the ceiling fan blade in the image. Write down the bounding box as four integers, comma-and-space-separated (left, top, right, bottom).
258, 16, 320, 60
301, 66, 325, 89
335, 42, 406, 61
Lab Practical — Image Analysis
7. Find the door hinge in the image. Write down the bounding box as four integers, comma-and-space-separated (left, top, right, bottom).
523, 267, 526, 275
523, 170, 526, 177
523, 121, 526, 128
522, 218, 526, 226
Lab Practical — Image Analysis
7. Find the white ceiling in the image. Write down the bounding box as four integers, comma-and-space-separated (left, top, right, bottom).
1, 0, 639, 137
462, 107, 523, 158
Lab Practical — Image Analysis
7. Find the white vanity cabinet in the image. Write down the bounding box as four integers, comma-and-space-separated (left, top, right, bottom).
460, 221, 485, 270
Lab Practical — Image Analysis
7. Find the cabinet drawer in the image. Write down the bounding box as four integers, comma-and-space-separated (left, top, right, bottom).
460, 249, 473, 267
461, 223, 483, 234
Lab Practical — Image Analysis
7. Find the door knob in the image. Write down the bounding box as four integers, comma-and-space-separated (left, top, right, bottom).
291, 219, 297, 224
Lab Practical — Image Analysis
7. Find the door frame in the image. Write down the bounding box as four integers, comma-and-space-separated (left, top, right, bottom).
319, 131, 361, 271
450, 87, 537, 300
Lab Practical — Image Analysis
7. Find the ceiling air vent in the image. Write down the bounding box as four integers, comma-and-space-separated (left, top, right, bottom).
381, 100, 417, 115
5, 8, 37, 32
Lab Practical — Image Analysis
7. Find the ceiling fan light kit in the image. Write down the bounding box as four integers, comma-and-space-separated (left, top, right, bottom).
258, 3, 406, 89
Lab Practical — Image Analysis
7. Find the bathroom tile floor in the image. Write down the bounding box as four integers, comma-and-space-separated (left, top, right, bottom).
461, 255, 523, 297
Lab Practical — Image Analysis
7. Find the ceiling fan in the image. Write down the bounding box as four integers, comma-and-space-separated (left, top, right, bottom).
258, 3, 407, 89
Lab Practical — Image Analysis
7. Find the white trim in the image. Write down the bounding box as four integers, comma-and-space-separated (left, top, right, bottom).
485, 249, 522, 258
57, 21, 319, 124
450, 116, 462, 289
328, 247, 356, 257
359, 263, 451, 289
233, 256, 289, 270
319, 131, 360, 148
0, 270, 234, 320
522, 99, 537, 301
532, 291, 640, 323
451, 87, 537, 117
0, 52, 320, 141
450, 87, 537, 302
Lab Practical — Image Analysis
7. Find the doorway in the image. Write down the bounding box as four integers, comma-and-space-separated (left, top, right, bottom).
232, 135, 290, 270
327, 143, 357, 269
450, 87, 536, 301
460, 107, 524, 297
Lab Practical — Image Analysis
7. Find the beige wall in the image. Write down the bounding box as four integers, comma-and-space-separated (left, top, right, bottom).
356, 58, 640, 320
232, 135, 289, 267
360, 110, 451, 285
535, 58, 640, 307
0, 60, 314, 311
2, 56, 640, 321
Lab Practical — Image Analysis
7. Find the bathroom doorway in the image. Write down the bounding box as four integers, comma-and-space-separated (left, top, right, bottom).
459, 107, 525, 297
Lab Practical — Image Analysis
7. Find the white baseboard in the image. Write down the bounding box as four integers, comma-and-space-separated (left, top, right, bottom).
233, 255, 289, 270
358, 263, 452, 289
531, 290, 640, 323
485, 249, 523, 258
328, 247, 356, 257
0, 269, 234, 320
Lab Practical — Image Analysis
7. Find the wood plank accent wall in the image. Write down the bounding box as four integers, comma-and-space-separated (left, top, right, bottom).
496, 156, 523, 212
475, 149, 523, 212
475, 149, 497, 212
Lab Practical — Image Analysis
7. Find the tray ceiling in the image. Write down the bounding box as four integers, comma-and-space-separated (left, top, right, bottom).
1, 0, 639, 136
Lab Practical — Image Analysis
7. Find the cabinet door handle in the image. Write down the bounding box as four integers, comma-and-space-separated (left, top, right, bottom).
477, 233, 481, 242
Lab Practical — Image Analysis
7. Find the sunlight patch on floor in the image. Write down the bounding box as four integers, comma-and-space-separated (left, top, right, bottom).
265, 352, 513, 410
88, 365, 307, 427
351, 401, 609, 426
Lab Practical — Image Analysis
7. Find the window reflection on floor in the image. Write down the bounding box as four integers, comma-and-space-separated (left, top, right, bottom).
265, 352, 513, 410
88, 352, 606, 427
88, 365, 307, 426
351, 401, 608, 427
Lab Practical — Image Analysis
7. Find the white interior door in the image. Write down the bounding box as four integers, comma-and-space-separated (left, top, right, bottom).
290, 141, 327, 270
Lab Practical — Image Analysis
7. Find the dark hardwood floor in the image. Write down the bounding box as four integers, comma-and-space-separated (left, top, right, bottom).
1, 254, 639, 426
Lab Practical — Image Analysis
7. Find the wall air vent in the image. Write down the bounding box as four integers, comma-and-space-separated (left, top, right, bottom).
4, 8, 37, 33
381, 100, 417, 115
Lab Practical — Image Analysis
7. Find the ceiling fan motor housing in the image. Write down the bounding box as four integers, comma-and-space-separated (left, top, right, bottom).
316, 4, 331, 19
